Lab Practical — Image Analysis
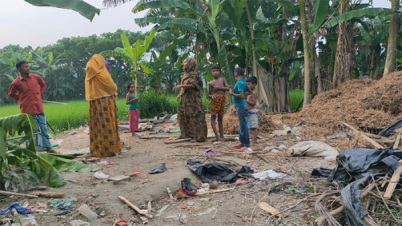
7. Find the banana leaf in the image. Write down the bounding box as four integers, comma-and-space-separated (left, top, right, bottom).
23, 0, 100, 21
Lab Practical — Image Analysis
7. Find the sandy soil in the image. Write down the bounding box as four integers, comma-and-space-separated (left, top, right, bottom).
0, 121, 337, 226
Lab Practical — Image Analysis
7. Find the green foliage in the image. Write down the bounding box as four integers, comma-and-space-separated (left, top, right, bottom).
326, 8, 394, 27
0, 114, 100, 191
139, 90, 178, 118
289, 90, 304, 112
24, 0, 100, 21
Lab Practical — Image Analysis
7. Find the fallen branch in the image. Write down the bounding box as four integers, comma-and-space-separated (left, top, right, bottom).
342, 122, 384, 149
384, 160, 402, 199
196, 188, 234, 196
118, 196, 153, 218
0, 190, 38, 198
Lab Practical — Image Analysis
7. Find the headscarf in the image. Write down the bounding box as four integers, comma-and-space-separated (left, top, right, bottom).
85, 54, 117, 101
181, 57, 202, 94
105, 61, 112, 72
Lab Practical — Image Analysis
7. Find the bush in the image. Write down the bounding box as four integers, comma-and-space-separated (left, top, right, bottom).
139, 90, 178, 118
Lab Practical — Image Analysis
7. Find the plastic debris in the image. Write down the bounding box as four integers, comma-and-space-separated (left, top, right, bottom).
252, 170, 287, 180
0, 202, 33, 215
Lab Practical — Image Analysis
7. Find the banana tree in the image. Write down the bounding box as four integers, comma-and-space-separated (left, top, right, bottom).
32, 51, 74, 100
100, 30, 156, 96
23, 0, 100, 21
0, 114, 100, 190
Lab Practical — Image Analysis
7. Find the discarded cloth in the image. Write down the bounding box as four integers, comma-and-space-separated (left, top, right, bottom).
149, 163, 167, 174
187, 159, 253, 183
49, 198, 76, 211
313, 148, 402, 226
288, 141, 339, 157
252, 170, 287, 180
0, 202, 33, 215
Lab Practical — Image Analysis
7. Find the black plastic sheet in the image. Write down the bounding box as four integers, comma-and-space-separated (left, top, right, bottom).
378, 119, 402, 137
313, 148, 402, 226
187, 159, 253, 183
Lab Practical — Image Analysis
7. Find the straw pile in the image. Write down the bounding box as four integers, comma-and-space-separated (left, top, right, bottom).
223, 106, 274, 134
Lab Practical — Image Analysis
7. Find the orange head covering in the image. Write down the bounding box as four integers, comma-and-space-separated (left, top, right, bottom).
85, 54, 117, 101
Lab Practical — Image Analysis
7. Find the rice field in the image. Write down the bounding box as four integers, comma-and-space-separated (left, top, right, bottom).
0, 99, 130, 132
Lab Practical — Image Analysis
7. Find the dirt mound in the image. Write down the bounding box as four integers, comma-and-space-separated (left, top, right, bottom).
223, 106, 274, 134
284, 71, 402, 138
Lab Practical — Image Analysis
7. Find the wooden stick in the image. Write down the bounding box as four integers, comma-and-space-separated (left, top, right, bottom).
196, 188, 234, 196
342, 122, 384, 149
140, 136, 169, 140
30, 191, 65, 198
258, 202, 283, 217
167, 188, 174, 200
384, 160, 402, 199
164, 138, 192, 144
393, 135, 402, 149
0, 190, 38, 198
118, 196, 153, 218
42, 100, 67, 105
315, 183, 376, 225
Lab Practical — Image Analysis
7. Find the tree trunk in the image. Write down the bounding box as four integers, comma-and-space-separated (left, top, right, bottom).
315, 55, 323, 93
333, 0, 353, 88
298, 0, 311, 107
383, 0, 400, 77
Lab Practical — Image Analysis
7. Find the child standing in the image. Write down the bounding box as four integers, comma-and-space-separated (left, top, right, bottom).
209, 65, 229, 141
229, 67, 250, 151
126, 83, 140, 138
246, 76, 258, 146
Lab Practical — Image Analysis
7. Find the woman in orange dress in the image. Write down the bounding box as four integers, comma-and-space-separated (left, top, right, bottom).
85, 54, 121, 157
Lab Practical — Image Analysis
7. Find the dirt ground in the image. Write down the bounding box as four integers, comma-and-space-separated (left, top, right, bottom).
4, 74, 402, 225
0, 117, 340, 226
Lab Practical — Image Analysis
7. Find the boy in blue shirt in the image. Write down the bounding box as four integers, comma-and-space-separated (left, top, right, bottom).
229, 67, 250, 150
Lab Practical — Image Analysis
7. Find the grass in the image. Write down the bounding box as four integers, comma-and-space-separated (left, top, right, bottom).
289, 89, 304, 112
0, 99, 129, 133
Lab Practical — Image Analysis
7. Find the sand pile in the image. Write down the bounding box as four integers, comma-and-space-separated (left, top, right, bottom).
223, 106, 274, 134
282, 71, 402, 138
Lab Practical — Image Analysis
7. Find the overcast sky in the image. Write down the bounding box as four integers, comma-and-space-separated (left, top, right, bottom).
0, 0, 391, 48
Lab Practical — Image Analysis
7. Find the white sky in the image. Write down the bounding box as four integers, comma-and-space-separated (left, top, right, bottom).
0, 0, 392, 48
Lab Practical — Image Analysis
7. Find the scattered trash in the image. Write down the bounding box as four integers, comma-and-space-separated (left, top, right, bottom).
169, 114, 178, 122
187, 159, 254, 183
54, 210, 70, 216
209, 180, 218, 189
252, 170, 287, 180
108, 175, 130, 182
49, 198, 76, 211
271, 149, 280, 153
179, 213, 188, 224
201, 148, 222, 157
78, 204, 98, 220
181, 178, 198, 196
149, 163, 167, 174
167, 129, 181, 134
70, 130, 77, 135
69, 219, 90, 226
288, 141, 339, 157
0, 202, 33, 215
97, 160, 114, 166
235, 179, 248, 185
118, 196, 152, 219
131, 170, 141, 175
94, 171, 109, 179
115, 220, 128, 226
314, 148, 402, 225
155, 204, 170, 217
14, 215, 37, 226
